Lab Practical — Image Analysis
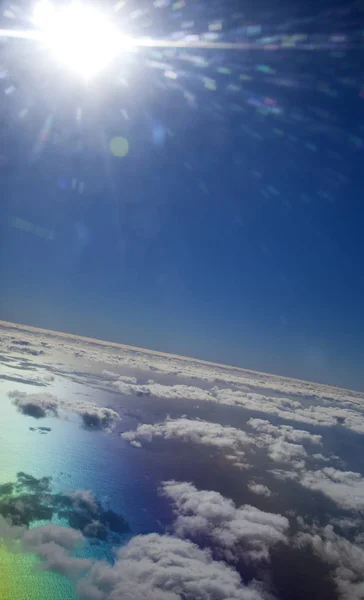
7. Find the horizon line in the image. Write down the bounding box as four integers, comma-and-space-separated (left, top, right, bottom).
1, 318, 363, 397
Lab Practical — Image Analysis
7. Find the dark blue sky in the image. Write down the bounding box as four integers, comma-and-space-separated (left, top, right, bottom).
1, 0, 364, 390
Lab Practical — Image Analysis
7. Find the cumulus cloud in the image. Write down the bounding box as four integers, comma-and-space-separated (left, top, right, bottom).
0, 515, 25, 550
247, 418, 322, 467
22, 523, 85, 550
299, 468, 364, 511
102, 370, 137, 384
112, 375, 364, 435
121, 418, 254, 467
77, 533, 267, 600
77, 406, 120, 431
287, 405, 364, 435
247, 483, 273, 498
67, 489, 98, 513
247, 419, 322, 445
0, 519, 91, 579
8, 390, 120, 431
22, 524, 91, 578
272, 466, 364, 511
114, 380, 214, 403
34, 542, 92, 577
162, 481, 288, 562
214, 390, 364, 435
116, 381, 354, 434
123, 355, 359, 434
4, 322, 364, 438
9, 391, 59, 419
122, 415, 329, 471
1, 510, 269, 600
297, 525, 364, 600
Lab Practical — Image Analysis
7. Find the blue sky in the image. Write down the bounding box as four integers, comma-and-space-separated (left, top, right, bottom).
1, 0, 364, 390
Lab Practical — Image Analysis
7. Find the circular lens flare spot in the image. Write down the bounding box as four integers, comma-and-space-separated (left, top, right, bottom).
110, 136, 129, 157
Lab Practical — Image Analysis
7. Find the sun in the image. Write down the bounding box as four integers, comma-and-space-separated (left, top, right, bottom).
32, 0, 129, 80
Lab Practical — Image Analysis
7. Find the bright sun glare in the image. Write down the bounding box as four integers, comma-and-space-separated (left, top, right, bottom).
32, 0, 127, 80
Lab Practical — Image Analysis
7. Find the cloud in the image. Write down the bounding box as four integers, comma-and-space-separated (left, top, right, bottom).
8, 390, 120, 431
1, 504, 269, 600
162, 481, 289, 563
296, 525, 364, 600
102, 370, 137, 384
22, 524, 92, 578
9, 391, 59, 419
77, 533, 267, 600
83, 520, 108, 540
215, 390, 364, 435
299, 468, 364, 511
247, 418, 322, 468
67, 489, 98, 513
247, 419, 322, 445
4, 322, 364, 438
121, 418, 254, 468
0, 472, 129, 541
271, 466, 364, 511
33, 542, 93, 577
22, 523, 84, 551
78, 406, 120, 431
0, 519, 91, 579
122, 414, 327, 472
114, 380, 214, 403
0, 515, 26, 550
247, 483, 273, 498
112, 374, 364, 436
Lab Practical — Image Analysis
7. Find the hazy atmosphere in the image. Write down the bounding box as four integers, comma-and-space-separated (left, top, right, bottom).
1, 0, 364, 598
1, 0, 364, 389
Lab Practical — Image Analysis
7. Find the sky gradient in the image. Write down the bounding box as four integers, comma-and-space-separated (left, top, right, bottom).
1, 0, 364, 390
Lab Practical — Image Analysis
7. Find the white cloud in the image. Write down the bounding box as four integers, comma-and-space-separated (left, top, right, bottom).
162, 481, 288, 563
297, 525, 364, 600
4, 322, 364, 438
247, 418, 322, 467
247, 483, 273, 498
33, 542, 92, 577
214, 390, 364, 435
0, 515, 25, 551
0, 509, 269, 600
288, 405, 364, 434
114, 380, 214, 403
215, 389, 303, 412
121, 415, 329, 472
22, 523, 84, 550
22, 524, 92, 578
130, 440, 142, 448
299, 468, 364, 511
67, 489, 98, 513
103, 370, 137, 384
1, 520, 91, 580
121, 418, 254, 468
74, 405, 120, 431
9, 391, 59, 419
271, 466, 364, 511
111, 375, 364, 435
8, 390, 120, 431
77, 533, 267, 600
247, 419, 322, 445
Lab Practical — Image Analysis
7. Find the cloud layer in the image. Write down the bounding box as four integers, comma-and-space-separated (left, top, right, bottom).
122, 417, 254, 467
77, 533, 267, 600
9, 390, 120, 431
297, 524, 364, 600
162, 480, 289, 562
275, 467, 364, 511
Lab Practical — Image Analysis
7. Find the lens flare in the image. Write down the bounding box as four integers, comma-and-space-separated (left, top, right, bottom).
31, 0, 130, 79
